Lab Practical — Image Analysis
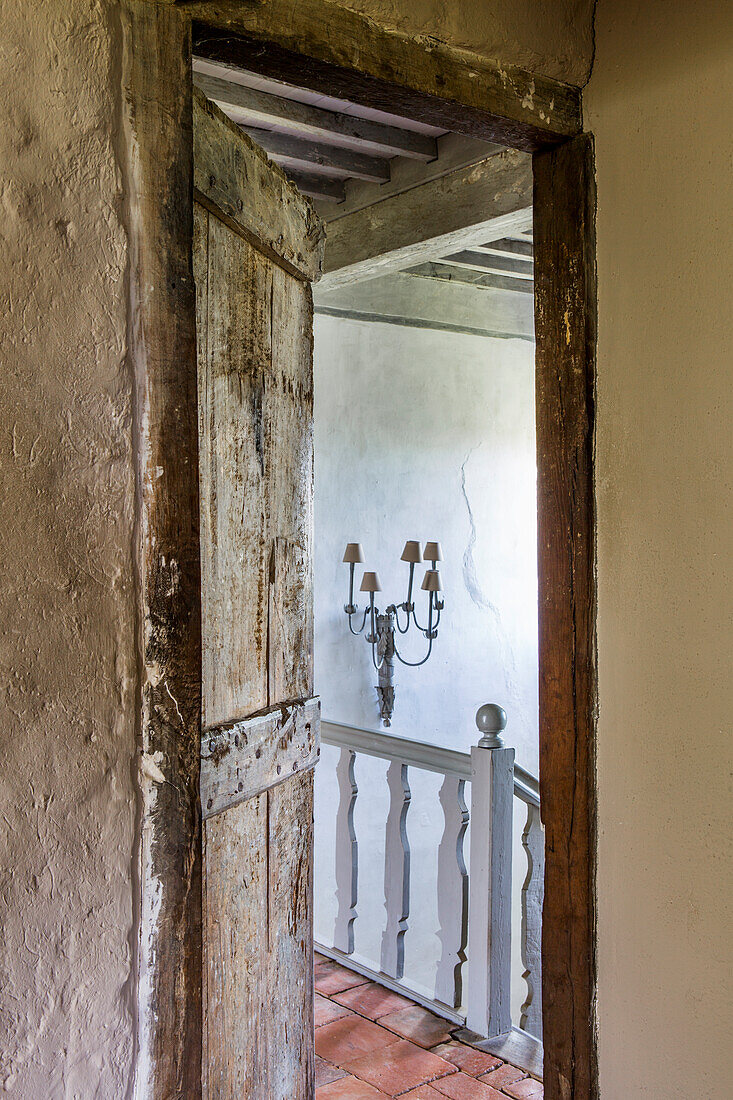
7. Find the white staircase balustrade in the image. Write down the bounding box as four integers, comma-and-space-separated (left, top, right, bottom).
317, 707, 543, 1045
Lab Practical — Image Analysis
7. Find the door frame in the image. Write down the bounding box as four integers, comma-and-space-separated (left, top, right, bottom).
127, 5, 597, 1098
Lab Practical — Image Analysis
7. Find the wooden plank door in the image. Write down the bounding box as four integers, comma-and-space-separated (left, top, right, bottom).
192, 89, 324, 1099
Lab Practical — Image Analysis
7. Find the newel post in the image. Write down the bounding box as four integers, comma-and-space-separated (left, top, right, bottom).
466, 704, 514, 1038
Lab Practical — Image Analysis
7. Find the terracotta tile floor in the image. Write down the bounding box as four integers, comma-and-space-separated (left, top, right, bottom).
314, 954, 543, 1099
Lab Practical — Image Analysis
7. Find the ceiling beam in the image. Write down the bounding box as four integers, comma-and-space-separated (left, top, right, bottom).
192, 71, 438, 161
319, 149, 532, 290
406, 262, 534, 295
481, 237, 534, 258
240, 127, 391, 182
283, 170, 345, 203
439, 250, 534, 278
189, 2, 582, 151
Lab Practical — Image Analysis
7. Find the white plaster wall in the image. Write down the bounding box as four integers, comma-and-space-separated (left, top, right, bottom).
0, 3, 137, 1095
313, 302, 537, 1017
585, 1, 733, 1094
313, 314, 538, 769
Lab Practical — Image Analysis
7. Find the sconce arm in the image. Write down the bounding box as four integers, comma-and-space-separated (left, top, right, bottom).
347, 607, 370, 636
393, 632, 434, 668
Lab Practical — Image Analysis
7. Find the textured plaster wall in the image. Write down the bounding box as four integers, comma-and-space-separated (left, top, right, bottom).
585, 1, 733, 1095
0, 2, 138, 1096
312, 302, 537, 1015
313, 312, 538, 767
326, 0, 596, 86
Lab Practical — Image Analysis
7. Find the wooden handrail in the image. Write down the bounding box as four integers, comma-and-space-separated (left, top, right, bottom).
321, 719, 539, 803
322, 719, 472, 778
317, 713, 543, 1042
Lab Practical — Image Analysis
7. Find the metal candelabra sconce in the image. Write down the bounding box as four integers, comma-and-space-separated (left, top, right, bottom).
342, 540, 444, 726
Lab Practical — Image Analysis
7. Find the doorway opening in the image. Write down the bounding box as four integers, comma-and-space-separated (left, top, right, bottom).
311, 241, 543, 1093
134, 12, 596, 1096
193, 53, 547, 1091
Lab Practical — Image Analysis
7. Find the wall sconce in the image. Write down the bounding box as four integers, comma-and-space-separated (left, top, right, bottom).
342, 541, 445, 726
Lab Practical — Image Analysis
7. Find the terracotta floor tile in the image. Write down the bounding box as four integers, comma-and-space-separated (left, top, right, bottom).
344, 1038, 456, 1094
316, 1055, 349, 1087
316, 1016, 399, 1064
399, 1087, 448, 1099
316, 1075, 390, 1098
430, 1042, 503, 1077
379, 1006, 454, 1049
316, 992, 356, 1027
333, 980, 416, 1020
316, 961, 372, 996
477, 1064, 527, 1089
431, 1071, 505, 1099
502, 1078, 543, 1099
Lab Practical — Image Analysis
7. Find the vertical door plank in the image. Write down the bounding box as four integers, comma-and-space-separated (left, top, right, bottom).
204, 795, 269, 1099
267, 769, 315, 1100
198, 219, 272, 727
266, 266, 314, 704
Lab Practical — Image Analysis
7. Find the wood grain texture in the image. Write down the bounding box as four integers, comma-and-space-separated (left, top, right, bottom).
266, 265, 315, 704
241, 126, 392, 182
534, 134, 598, 1100
203, 770, 315, 1099
204, 792, 268, 1099
197, 210, 271, 727
195, 89, 320, 1099
125, 5, 202, 1095
195, 212, 316, 728
201, 698, 320, 819
194, 89, 324, 282
186, 0, 582, 150
319, 150, 533, 290
267, 769, 315, 1099
193, 69, 437, 160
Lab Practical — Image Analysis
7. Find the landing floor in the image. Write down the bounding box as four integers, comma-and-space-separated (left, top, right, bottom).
314, 954, 543, 1099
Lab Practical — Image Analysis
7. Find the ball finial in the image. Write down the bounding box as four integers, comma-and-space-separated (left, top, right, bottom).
475, 703, 507, 748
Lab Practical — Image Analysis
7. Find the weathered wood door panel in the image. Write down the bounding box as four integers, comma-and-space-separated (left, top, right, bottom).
193, 89, 324, 1099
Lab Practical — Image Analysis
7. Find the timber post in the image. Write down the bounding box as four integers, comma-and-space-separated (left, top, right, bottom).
466, 704, 514, 1038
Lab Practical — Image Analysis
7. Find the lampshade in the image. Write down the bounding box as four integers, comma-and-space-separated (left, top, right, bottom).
400, 540, 422, 564
423, 541, 443, 563
343, 542, 365, 564
360, 571, 382, 593
421, 569, 443, 593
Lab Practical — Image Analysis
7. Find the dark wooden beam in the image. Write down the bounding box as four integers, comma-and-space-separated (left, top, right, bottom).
534, 134, 598, 1100
186, 1, 582, 151
240, 126, 391, 182
284, 170, 345, 203
192, 70, 438, 160
125, 3, 202, 1096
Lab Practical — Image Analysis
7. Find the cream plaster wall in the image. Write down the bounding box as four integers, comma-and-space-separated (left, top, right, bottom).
585, 2, 733, 1095
0, 2, 138, 1096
